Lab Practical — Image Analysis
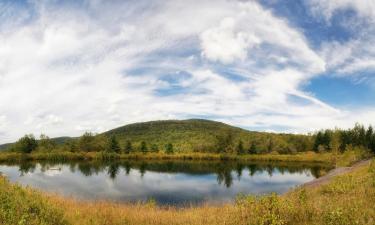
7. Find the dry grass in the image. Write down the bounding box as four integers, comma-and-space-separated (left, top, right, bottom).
0, 151, 336, 164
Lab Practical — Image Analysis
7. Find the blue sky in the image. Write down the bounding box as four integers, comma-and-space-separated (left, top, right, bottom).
0, 0, 375, 142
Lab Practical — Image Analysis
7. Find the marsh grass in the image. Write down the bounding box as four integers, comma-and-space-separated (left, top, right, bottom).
0, 151, 339, 163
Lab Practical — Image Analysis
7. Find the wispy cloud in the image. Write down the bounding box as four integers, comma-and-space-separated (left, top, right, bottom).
0, 0, 374, 142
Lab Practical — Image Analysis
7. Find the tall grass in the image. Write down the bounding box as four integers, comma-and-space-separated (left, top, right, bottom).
0, 177, 66, 225
0, 151, 339, 163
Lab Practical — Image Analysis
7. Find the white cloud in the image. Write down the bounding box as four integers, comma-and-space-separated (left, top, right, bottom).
0, 0, 373, 143
306, 1, 375, 81
201, 17, 261, 64
308, 0, 375, 21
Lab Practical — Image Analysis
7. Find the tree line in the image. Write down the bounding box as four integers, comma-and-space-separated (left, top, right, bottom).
6, 123, 375, 155
8, 132, 174, 154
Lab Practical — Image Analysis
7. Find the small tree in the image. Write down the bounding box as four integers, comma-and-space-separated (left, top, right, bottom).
236, 140, 244, 155
106, 136, 121, 153
13, 134, 38, 153
165, 143, 174, 154
38, 134, 56, 152
150, 144, 159, 153
140, 141, 148, 154
78, 132, 96, 152
124, 141, 132, 154
248, 141, 257, 154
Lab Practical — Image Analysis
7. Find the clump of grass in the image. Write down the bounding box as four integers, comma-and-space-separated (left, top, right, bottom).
0, 177, 66, 225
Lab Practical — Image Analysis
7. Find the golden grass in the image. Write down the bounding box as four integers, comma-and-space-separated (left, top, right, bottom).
0, 151, 336, 164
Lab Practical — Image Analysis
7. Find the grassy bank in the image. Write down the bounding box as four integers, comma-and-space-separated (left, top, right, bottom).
0, 150, 370, 167
0, 151, 348, 163
0, 158, 373, 225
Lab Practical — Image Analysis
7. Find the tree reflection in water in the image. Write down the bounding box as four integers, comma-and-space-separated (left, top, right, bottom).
7, 160, 331, 188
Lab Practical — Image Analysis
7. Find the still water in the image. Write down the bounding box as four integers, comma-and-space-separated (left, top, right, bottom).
0, 160, 329, 206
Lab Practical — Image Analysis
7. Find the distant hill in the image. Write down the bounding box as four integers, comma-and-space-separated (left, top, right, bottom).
103, 119, 309, 152
1, 119, 312, 153
0, 136, 74, 151
104, 119, 255, 151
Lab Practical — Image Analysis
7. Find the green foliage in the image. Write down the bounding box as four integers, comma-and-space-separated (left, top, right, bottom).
150, 144, 159, 153
0, 177, 66, 225
124, 141, 132, 154
37, 134, 56, 152
236, 140, 244, 155
78, 132, 96, 152
165, 143, 174, 154
140, 141, 148, 154
248, 141, 257, 154
12, 134, 38, 153
106, 136, 121, 153
5, 120, 375, 156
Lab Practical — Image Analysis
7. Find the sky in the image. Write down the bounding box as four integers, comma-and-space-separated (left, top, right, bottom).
0, 0, 375, 143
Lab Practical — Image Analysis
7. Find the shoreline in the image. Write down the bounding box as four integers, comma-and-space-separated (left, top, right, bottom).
0, 151, 335, 164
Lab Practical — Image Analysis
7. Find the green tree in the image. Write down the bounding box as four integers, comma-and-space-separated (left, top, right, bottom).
13, 134, 38, 153
38, 134, 56, 152
165, 143, 174, 154
62, 139, 78, 152
366, 126, 373, 149
236, 140, 244, 155
124, 141, 132, 154
215, 132, 234, 153
106, 136, 121, 153
248, 141, 257, 154
313, 131, 324, 152
78, 132, 96, 152
140, 141, 148, 154
150, 144, 159, 153
267, 138, 274, 153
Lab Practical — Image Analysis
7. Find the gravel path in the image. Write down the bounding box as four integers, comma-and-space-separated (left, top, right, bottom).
303, 159, 372, 188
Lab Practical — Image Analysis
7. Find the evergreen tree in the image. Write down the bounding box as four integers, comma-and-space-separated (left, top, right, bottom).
322, 130, 332, 150
150, 144, 159, 153
165, 143, 174, 154
106, 136, 121, 153
313, 131, 324, 152
248, 141, 257, 154
267, 138, 274, 153
366, 126, 373, 149
124, 141, 132, 154
140, 141, 148, 154
236, 140, 244, 155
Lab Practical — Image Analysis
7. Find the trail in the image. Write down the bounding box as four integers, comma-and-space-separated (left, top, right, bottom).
303, 159, 372, 188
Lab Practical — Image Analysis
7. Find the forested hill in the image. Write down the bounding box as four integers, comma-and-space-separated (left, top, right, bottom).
103, 119, 311, 153
0, 119, 312, 153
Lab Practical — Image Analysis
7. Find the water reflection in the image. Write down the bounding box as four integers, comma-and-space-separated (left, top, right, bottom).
0, 160, 330, 205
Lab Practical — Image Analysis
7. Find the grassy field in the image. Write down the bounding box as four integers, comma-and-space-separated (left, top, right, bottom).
0, 158, 373, 225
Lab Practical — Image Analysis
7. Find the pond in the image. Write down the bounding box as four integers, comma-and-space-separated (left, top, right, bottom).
0, 160, 330, 206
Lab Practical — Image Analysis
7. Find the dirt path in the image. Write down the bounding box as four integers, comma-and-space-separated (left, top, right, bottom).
303, 159, 372, 188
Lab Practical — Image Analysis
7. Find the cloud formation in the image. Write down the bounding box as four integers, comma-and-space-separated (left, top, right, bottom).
0, 0, 374, 142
